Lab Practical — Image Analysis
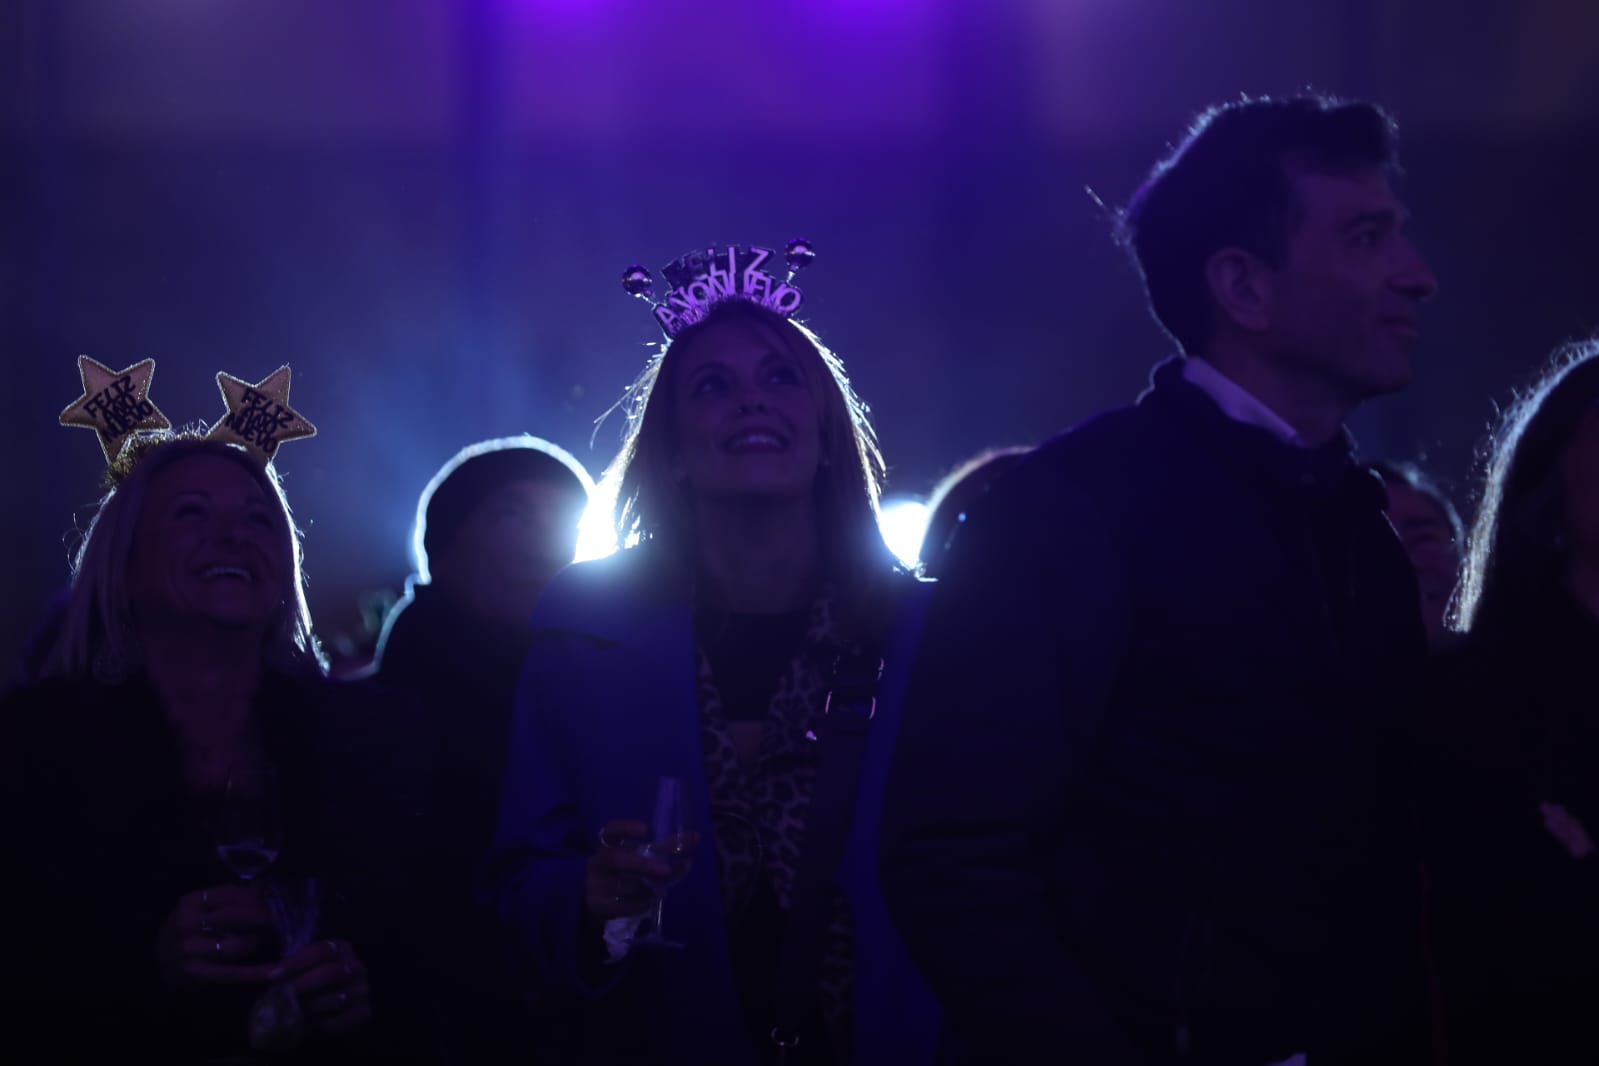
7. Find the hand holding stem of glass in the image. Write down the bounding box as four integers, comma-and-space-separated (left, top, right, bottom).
632, 776, 696, 948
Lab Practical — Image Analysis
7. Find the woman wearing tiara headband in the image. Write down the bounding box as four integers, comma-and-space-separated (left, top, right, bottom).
488, 272, 944, 1064
0, 432, 440, 1061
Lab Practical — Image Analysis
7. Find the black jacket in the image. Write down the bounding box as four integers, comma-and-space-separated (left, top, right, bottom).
375, 583, 533, 872
1425, 597, 1599, 1065
880, 359, 1430, 1065
374, 584, 547, 1062
0, 671, 441, 1061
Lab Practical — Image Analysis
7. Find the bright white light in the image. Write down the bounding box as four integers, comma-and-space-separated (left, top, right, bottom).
573, 483, 622, 563
878, 497, 930, 571
573, 491, 932, 571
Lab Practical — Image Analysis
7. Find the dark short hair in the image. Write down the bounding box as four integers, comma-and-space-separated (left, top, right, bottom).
1121, 94, 1399, 355
416, 437, 591, 574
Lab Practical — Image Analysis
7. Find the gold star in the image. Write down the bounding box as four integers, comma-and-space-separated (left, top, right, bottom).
59, 355, 172, 461
207, 365, 317, 463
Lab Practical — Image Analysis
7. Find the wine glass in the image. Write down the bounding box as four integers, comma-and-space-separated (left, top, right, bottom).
207, 764, 303, 1048
212, 767, 284, 882
631, 775, 696, 950
213, 763, 282, 882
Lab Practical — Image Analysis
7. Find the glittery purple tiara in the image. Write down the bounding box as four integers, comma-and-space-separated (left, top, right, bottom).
621, 239, 817, 338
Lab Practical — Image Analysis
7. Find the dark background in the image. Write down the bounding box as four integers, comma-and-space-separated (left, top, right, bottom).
5, 0, 1597, 685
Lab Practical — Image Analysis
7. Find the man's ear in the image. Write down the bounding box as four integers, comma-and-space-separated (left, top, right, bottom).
1204, 247, 1274, 334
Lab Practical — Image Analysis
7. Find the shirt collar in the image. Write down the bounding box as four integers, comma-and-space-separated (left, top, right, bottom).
1181, 356, 1305, 448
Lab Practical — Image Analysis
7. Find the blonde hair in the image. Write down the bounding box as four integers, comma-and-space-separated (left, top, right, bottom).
43, 436, 323, 682
601, 300, 898, 634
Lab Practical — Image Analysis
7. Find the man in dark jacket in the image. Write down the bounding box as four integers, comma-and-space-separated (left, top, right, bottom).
880, 95, 1438, 1065
374, 435, 589, 1061
377, 435, 590, 859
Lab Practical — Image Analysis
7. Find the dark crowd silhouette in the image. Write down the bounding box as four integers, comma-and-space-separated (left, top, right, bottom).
5, 93, 1598, 1065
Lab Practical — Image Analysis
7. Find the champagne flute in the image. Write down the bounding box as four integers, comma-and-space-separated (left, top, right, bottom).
631, 775, 696, 949
209, 764, 302, 1048
213, 763, 282, 882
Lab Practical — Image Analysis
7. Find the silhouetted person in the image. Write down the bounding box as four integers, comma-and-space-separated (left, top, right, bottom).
917, 447, 1030, 578
1424, 340, 1599, 1065
881, 94, 1439, 1065
1369, 460, 1463, 649
376, 435, 590, 863
373, 435, 589, 1061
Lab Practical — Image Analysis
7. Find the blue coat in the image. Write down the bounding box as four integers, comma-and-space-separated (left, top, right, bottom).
488, 549, 943, 1065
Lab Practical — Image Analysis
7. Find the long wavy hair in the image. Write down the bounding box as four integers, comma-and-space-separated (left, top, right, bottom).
1452, 339, 1599, 639
43, 435, 323, 682
601, 299, 898, 636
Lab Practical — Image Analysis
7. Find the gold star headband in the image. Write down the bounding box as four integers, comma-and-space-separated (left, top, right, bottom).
208, 365, 317, 462
58, 356, 171, 461
60, 355, 317, 472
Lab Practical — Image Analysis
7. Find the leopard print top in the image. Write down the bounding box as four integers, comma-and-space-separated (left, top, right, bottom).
695, 590, 857, 1064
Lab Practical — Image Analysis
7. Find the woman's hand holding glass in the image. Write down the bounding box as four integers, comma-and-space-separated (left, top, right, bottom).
157, 884, 278, 987
585, 819, 671, 921
584, 778, 700, 952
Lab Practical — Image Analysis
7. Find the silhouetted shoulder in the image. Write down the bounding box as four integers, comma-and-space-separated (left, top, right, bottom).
955, 404, 1154, 528
0, 677, 114, 742
1032, 402, 1178, 484
0, 677, 74, 717
316, 670, 423, 719
0, 679, 74, 749
529, 547, 679, 637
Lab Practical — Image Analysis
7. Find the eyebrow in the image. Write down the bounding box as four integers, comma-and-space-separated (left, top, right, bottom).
1341, 207, 1403, 234
685, 348, 796, 380
684, 359, 727, 383
759, 349, 803, 373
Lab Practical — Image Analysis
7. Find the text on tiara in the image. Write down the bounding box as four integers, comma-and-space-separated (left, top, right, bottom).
220, 388, 296, 458
652, 246, 803, 337
83, 374, 159, 438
